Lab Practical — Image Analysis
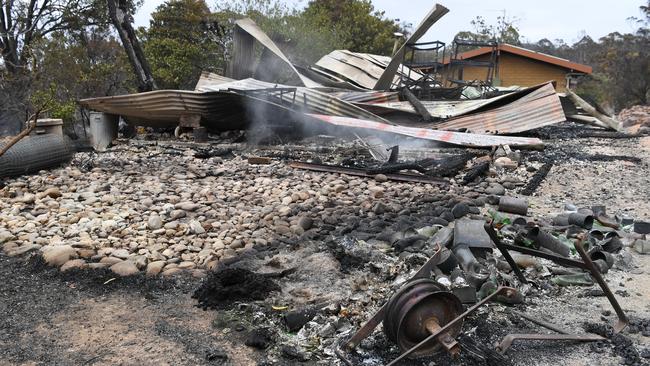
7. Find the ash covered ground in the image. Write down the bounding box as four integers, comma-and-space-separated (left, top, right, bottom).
1, 125, 650, 366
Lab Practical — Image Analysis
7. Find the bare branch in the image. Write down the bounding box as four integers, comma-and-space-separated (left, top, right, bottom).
0, 100, 51, 158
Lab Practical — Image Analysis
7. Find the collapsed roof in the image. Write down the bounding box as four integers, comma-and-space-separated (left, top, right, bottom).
79, 2, 621, 150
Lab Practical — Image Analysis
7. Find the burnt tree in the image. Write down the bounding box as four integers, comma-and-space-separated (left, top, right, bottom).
106, 0, 156, 92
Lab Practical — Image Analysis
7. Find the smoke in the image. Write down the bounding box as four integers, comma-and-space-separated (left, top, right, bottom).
240, 54, 446, 151
241, 88, 448, 157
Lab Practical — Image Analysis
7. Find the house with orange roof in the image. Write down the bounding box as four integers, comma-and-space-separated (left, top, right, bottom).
443, 43, 592, 92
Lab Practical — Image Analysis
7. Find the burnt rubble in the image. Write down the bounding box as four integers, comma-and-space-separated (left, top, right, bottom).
2, 3, 650, 365
2, 128, 650, 365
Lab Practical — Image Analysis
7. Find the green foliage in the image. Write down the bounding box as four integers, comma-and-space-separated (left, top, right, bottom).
30, 86, 73, 120
595, 31, 649, 108
524, 3, 650, 109
454, 13, 521, 46
143, 0, 226, 89
216, 0, 409, 65
301, 0, 406, 56
28, 30, 135, 126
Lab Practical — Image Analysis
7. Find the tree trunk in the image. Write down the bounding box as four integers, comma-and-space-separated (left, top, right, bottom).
566, 89, 622, 132
107, 0, 157, 92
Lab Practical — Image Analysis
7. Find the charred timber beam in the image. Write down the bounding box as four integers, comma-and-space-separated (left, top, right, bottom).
288, 161, 447, 185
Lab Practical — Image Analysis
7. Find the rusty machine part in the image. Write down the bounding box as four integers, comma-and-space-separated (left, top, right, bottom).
495, 311, 607, 354
385, 286, 518, 366
339, 242, 518, 366
496, 333, 606, 354
383, 279, 464, 359
341, 246, 445, 352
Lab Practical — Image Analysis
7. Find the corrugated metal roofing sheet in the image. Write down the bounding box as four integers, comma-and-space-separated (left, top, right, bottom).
331, 91, 400, 104
195, 77, 391, 124
79, 90, 299, 131
435, 83, 566, 133
308, 114, 544, 148
230, 18, 321, 88
354, 83, 544, 116
313, 50, 423, 90
80, 87, 542, 148
347, 83, 565, 134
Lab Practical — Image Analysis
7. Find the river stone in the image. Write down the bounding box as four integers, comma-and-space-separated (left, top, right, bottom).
16, 193, 36, 204
298, 217, 313, 231
189, 220, 205, 234
175, 202, 200, 211
148, 215, 163, 230
0, 230, 14, 244
146, 261, 166, 276
374, 174, 388, 182
61, 259, 87, 272
110, 261, 139, 276
170, 210, 186, 220
100, 257, 123, 265
485, 184, 506, 196
111, 248, 130, 259
7, 244, 41, 257
42, 245, 77, 267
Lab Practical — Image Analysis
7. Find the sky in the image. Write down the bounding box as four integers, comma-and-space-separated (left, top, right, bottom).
134, 0, 645, 45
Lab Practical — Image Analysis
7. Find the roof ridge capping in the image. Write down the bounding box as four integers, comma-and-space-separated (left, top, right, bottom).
501, 43, 572, 63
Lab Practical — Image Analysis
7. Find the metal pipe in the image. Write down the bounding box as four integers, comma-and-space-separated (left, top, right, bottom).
592, 259, 609, 274
590, 250, 615, 268
512, 311, 570, 334
568, 213, 594, 229
429, 226, 454, 249
527, 227, 570, 257
496, 333, 606, 354
437, 248, 459, 274
553, 214, 570, 226
498, 196, 529, 216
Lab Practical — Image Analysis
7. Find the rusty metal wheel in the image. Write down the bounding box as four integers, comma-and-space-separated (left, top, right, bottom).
383, 279, 463, 358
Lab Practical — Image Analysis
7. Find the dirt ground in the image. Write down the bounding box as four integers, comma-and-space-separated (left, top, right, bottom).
1, 131, 649, 366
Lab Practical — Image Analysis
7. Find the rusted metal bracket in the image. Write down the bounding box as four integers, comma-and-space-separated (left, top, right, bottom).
574, 238, 628, 333
288, 161, 448, 185
496, 241, 589, 270
484, 223, 528, 284
497, 311, 607, 354
496, 333, 606, 354
385, 286, 518, 366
